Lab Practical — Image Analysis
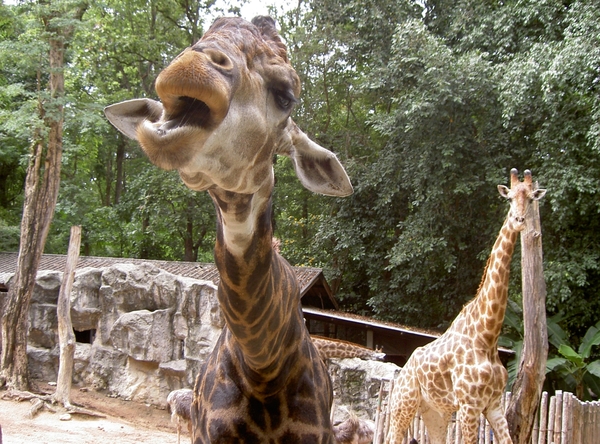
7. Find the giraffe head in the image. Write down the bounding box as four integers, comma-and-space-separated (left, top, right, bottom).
104, 16, 352, 198
497, 168, 546, 231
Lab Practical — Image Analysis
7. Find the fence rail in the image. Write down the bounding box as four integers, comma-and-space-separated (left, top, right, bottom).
372, 382, 600, 444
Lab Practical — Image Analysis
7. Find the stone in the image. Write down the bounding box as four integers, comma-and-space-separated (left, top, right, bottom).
328, 358, 400, 423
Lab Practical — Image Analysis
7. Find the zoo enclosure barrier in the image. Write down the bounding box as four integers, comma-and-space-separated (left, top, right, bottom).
372, 380, 600, 444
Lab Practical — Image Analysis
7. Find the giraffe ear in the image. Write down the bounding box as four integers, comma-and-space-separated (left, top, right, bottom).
104, 99, 163, 140
497, 185, 510, 198
287, 128, 353, 197
532, 188, 547, 200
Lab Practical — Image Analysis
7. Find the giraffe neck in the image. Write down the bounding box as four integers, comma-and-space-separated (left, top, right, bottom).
464, 217, 518, 348
311, 336, 384, 361
209, 186, 306, 377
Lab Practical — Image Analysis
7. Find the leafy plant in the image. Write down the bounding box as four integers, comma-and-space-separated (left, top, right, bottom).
546, 321, 600, 400
545, 320, 600, 400
500, 305, 600, 401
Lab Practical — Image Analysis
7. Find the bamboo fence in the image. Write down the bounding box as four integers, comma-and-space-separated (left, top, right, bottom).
372, 382, 600, 444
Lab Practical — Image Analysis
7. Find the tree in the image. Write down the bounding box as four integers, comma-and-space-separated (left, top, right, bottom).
0, 0, 86, 390
318, 15, 511, 326
48, 0, 220, 259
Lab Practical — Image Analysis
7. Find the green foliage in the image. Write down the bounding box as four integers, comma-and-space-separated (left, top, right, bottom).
0, 218, 19, 251
545, 320, 600, 400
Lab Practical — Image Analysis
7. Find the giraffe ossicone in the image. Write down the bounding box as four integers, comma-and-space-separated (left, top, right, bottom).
106, 16, 352, 443
385, 168, 546, 444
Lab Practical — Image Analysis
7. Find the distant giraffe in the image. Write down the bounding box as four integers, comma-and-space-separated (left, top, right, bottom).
333, 412, 375, 444
311, 336, 385, 362
385, 169, 546, 444
167, 389, 193, 444
105, 16, 353, 443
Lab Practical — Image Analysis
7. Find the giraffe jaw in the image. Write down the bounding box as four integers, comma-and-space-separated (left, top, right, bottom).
137, 111, 214, 172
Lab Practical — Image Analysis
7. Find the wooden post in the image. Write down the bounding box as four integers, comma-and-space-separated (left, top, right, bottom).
538, 391, 548, 444
547, 395, 555, 444
553, 391, 563, 444
53, 226, 81, 407
506, 178, 548, 444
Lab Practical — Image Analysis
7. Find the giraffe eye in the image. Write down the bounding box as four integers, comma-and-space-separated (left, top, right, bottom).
273, 89, 296, 111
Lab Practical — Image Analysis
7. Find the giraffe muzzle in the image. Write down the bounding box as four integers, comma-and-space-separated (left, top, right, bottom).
154, 49, 232, 131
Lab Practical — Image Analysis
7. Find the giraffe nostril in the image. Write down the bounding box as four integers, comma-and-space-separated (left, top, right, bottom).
204, 48, 233, 70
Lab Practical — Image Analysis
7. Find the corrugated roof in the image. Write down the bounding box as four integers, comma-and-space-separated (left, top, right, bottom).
303, 306, 441, 339
0, 252, 325, 298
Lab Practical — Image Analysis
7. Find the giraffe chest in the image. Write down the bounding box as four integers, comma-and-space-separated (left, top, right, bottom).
191, 333, 334, 443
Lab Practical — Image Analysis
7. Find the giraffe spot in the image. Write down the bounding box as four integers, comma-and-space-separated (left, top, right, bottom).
266, 398, 284, 431
233, 420, 262, 443
491, 270, 501, 284
248, 396, 268, 429
208, 417, 245, 442
279, 431, 304, 444
291, 400, 319, 426
208, 382, 243, 410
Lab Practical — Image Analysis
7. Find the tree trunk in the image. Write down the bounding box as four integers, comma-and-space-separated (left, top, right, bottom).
53, 226, 81, 408
0, 5, 84, 390
506, 182, 548, 444
0, 134, 63, 390
114, 137, 126, 205
184, 217, 194, 262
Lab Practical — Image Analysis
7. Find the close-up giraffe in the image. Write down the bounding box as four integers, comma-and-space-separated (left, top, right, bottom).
105, 15, 353, 443
385, 169, 546, 444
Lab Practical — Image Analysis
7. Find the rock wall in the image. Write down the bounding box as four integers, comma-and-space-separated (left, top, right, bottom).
1, 263, 400, 418
328, 358, 399, 424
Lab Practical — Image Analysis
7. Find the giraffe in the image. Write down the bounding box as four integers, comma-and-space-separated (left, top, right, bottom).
385, 169, 546, 444
311, 335, 385, 362
104, 16, 353, 443
167, 389, 193, 444
333, 412, 376, 444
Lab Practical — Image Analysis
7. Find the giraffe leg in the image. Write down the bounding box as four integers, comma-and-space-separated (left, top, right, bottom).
485, 406, 513, 444
420, 406, 451, 444
385, 369, 420, 444
458, 404, 481, 444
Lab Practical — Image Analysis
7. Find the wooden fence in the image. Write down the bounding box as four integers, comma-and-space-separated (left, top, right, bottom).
372, 381, 600, 444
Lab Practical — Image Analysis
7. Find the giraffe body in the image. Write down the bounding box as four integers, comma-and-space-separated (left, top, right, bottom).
105, 16, 352, 443
385, 169, 545, 444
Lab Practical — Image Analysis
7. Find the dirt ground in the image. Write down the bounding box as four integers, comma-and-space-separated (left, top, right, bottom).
0, 381, 188, 444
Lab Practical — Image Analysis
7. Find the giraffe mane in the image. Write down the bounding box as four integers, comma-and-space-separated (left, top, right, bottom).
475, 251, 493, 298
474, 208, 511, 299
